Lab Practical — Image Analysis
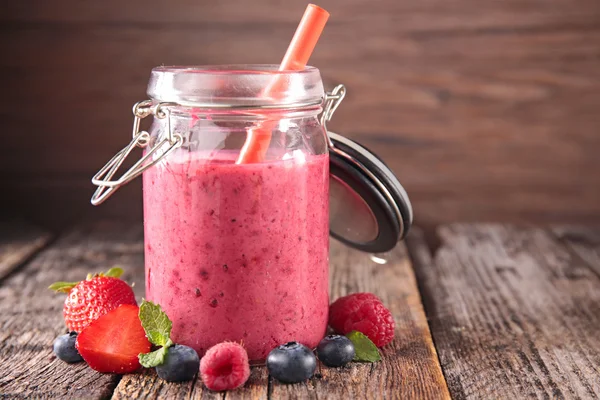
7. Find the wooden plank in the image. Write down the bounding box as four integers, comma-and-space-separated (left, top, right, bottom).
552, 226, 600, 278
113, 360, 269, 399
3, 0, 600, 31
0, 219, 51, 280
0, 221, 145, 398
3, 0, 600, 232
4, 25, 600, 180
269, 240, 450, 399
406, 224, 600, 399
112, 235, 448, 399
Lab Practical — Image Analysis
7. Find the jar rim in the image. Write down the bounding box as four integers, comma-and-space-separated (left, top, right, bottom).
152, 64, 319, 76
147, 64, 325, 108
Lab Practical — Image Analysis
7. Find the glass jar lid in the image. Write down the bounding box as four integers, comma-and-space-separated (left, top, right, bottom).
328, 132, 413, 253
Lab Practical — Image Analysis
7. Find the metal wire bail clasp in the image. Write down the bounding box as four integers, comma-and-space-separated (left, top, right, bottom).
321, 84, 346, 130
91, 101, 183, 205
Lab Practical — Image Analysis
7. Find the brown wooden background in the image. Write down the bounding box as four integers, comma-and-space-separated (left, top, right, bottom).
2, 0, 600, 232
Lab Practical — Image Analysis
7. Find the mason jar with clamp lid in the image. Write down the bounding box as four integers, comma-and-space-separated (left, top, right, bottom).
91, 65, 412, 360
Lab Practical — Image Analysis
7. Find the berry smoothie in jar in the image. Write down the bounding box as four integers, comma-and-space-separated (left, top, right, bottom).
141, 66, 330, 360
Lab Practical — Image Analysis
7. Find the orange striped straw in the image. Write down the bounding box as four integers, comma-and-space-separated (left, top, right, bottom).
236, 4, 330, 164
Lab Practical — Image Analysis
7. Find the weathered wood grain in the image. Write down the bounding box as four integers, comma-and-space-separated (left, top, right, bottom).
5, 0, 600, 28
270, 242, 450, 400
113, 359, 269, 400
0, 220, 446, 398
0, 221, 146, 398
407, 225, 600, 399
112, 237, 449, 399
0, 219, 51, 281
552, 226, 600, 278
3, 0, 600, 231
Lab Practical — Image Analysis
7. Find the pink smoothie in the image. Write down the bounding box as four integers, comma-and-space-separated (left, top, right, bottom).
143, 151, 329, 360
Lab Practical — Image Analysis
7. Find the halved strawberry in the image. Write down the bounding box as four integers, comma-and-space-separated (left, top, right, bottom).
76, 304, 151, 374
50, 267, 137, 332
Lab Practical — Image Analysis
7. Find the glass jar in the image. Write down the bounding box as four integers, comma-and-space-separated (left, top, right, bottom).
91, 64, 413, 361
142, 65, 329, 360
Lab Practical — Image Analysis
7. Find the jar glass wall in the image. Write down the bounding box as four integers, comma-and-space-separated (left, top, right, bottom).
142, 66, 329, 360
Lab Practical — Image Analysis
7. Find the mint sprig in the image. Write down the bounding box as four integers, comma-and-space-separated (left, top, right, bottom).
139, 346, 170, 368
346, 331, 381, 362
138, 300, 174, 367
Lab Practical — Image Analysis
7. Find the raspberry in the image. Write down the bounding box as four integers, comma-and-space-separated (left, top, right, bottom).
329, 293, 395, 347
200, 342, 250, 391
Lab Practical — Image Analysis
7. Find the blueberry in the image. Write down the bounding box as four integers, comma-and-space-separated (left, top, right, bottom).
156, 345, 200, 382
266, 342, 316, 383
53, 332, 83, 363
316, 335, 355, 367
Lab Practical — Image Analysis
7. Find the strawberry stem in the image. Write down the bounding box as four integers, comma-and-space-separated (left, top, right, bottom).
50, 267, 125, 293
104, 267, 124, 278
48, 281, 78, 293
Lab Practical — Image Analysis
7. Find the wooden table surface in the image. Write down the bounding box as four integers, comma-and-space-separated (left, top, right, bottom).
0, 220, 599, 399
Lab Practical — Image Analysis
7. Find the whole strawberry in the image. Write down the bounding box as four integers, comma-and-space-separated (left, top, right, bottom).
49, 267, 137, 332
329, 293, 395, 347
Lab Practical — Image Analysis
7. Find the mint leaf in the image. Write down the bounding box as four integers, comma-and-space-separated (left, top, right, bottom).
346, 331, 381, 362
139, 300, 173, 347
104, 267, 124, 278
138, 300, 175, 368
139, 346, 170, 368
